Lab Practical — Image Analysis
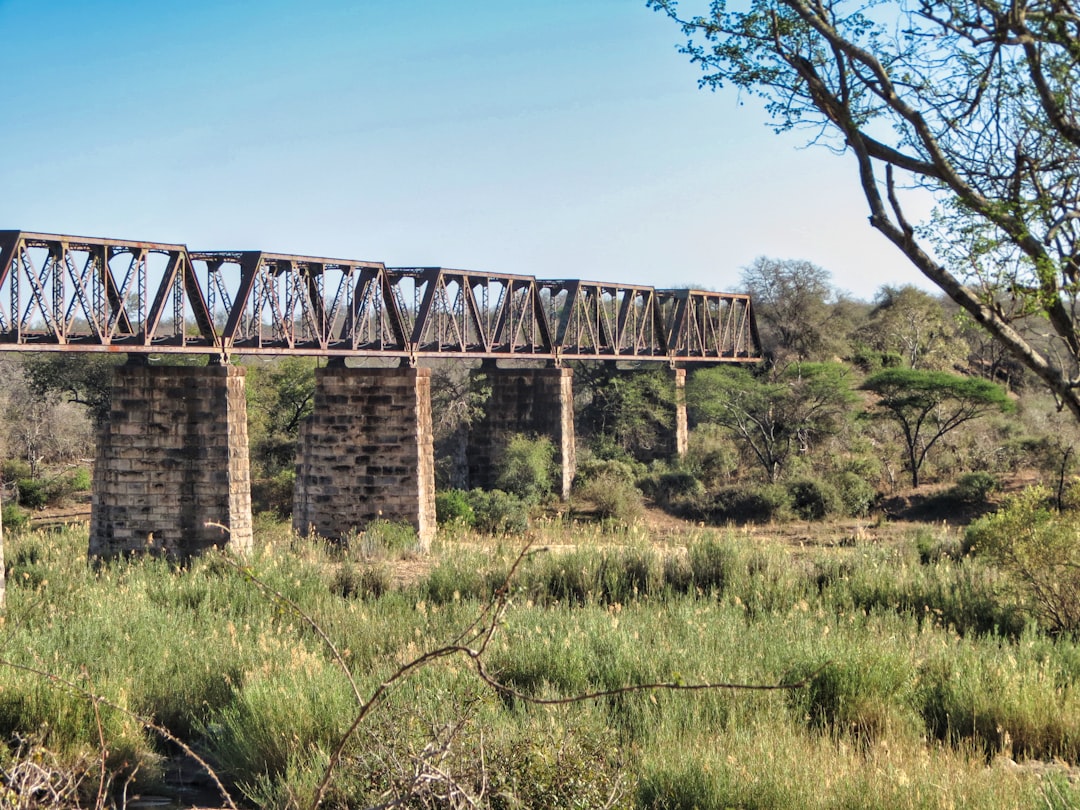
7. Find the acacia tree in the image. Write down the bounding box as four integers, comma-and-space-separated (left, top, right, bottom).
862, 368, 1013, 487
687, 361, 855, 481
651, 0, 1080, 422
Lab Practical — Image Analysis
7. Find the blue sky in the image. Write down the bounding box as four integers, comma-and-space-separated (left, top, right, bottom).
0, 0, 930, 300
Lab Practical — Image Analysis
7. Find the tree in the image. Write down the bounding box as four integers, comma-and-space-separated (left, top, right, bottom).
22, 353, 120, 425
651, 0, 1080, 423
575, 366, 675, 460
856, 286, 964, 371
244, 357, 317, 478
687, 362, 855, 482
740, 257, 862, 362
862, 368, 1014, 487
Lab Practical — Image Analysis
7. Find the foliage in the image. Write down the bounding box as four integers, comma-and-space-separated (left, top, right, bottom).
244, 357, 317, 485
15, 478, 48, 509
21, 353, 120, 424
705, 483, 794, 523
950, 471, 1000, 505
830, 470, 877, 517
739, 256, 862, 362
650, 0, 1080, 425
464, 488, 530, 534
786, 477, 842, 520
576, 471, 646, 526
435, 489, 475, 527
856, 286, 964, 371
576, 366, 676, 460
966, 486, 1080, 635
1, 502, 28, 530
688, 362, 856, 482
862, 368, 1014, 487
494, 433, 556, 503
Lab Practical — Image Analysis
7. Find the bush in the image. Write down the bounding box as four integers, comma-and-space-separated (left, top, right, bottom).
251, 469, 296, 517
966, 486, 1080, 635
1, 502, 29, 531
465, 489, 530, 535
354, 520, 418, 557
706, 484, 792, 524
435, 489, 475, 527
67, 467, 92, 492
830, 471, 877, 517
577, 472, 645, 526
495, 434, 556, 502
573, 457, 640, 489
15, 479, 48, 509
786, 478, 842, 521
950, 471, 999, 505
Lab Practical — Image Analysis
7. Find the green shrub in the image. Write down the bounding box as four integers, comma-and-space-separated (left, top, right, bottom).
495, 434, 555, 502
687, 538, 739, 595
330, 563, 390, 600
786, 651, 917, 745
573, 457, 640, 489
830, 470, 877, 517
786, 478, 842, 521
706, 484, 792, 523
1, 502, 29, 531
354, 520, 418, 556
950, 471, 999, 504
651, 470, 706, 505
684, 424, 738, 488
577, 472, 645, 526
465, 488, 529, 534
251, 468, 296, 517
435, 489, 475, 527
15, 478, 47, 509
67, 467, 92, 492
966, 486, 1080, 635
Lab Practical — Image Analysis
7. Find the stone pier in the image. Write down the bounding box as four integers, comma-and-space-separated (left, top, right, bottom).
89, 362, 253, 560
673, 367, 688, 459
293, 365, 436, 547
468, 366, 576, 500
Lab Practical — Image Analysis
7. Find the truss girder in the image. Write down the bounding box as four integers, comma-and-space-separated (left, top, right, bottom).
0, 231, 217, 350
0, 231, 760, 363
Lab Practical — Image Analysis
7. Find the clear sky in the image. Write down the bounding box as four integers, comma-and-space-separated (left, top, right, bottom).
0, 0, 932, 301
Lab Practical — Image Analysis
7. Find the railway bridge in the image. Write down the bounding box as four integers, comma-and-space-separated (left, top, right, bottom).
0, 230, 761, 556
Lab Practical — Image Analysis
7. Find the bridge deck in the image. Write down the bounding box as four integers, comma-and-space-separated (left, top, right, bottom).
0, 230, 761, 364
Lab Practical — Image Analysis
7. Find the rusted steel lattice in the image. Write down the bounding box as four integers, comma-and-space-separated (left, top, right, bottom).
0, 231, 761, 364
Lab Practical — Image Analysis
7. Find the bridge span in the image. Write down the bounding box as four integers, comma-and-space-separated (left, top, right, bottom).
0, 230, 759, 364
0, 230, 761, 559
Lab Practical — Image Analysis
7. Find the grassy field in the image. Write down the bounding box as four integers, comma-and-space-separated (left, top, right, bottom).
0, 515, 1078, 809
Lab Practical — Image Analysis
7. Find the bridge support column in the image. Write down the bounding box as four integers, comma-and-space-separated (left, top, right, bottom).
469, 366, 576, 500
293, 366, 435, 548
89, 363, 253, 560
673, 367, 688, 459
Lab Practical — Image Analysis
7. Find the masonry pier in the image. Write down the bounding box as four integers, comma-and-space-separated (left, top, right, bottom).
673, 367, 688, 459
89, 362, 253, 559
293, 365, 436, 548
468, 365, 576, 500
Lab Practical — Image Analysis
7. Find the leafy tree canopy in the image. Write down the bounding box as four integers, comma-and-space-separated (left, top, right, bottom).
688, 361, 855, 482
740, 257, 863, 362
651, 0, 1080, 421
862, 368, 1014, 486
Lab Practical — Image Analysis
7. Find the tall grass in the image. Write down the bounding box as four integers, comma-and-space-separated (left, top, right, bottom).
0, 520, 1076, 808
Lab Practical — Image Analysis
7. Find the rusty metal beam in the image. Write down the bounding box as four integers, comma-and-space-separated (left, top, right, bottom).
0, 231, 762, 364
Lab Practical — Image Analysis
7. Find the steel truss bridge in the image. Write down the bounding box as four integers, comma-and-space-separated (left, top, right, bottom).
0, 230, 761, 365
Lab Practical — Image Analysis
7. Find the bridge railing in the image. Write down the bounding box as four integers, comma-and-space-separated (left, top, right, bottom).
0, 231, 761, 364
